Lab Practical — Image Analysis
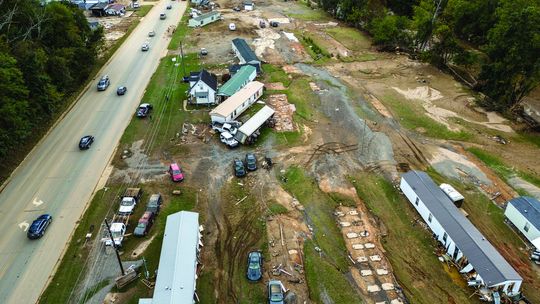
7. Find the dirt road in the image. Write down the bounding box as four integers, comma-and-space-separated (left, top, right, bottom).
0, 1, 187, 303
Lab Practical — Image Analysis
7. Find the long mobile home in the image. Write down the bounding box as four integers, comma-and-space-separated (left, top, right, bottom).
209, 81, 264, 124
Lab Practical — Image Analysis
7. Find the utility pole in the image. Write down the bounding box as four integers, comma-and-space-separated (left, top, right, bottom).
105, 219, 125, 276
142, 257, 150, 279
180, 41, 186, 77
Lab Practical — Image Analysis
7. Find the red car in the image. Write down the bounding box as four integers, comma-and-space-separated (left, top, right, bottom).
169, 163, 184, 182
134, 211, 155, 237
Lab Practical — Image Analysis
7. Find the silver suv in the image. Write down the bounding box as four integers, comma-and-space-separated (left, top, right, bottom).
97, 75, 110, 91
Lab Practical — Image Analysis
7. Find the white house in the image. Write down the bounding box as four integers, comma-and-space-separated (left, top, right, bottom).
235, 105, 275, 144
138, 211, 202, 304
187, 70, 217, 105
209, 81, 264, 124
400, 171, 522, 297
505, 196, 540, 250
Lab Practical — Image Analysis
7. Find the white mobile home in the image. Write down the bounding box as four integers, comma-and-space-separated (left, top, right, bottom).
188, 11, 221, 28
400, 171, 522, 297
505, 196, 540, 250
209, 81, 264, 124
138, 211, 202, 304
231, 38, 261, 70
235, 105, 275, 144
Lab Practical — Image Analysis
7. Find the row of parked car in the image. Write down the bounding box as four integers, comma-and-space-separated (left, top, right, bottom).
234, 153, 257, 177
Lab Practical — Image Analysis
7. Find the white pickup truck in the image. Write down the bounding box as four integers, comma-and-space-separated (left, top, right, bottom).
104, 223, 126, 247
118, 188, 142, 216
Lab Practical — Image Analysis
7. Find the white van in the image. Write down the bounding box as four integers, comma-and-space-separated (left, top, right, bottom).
229, 23, 236, 31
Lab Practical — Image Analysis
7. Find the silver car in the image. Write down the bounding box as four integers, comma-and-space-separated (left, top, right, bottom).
141, 42, 150, 51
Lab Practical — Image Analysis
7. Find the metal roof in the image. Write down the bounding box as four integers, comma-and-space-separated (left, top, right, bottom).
402, 171, 522, 286
191, 11, 220, 22
508, 196, 540, 229
237, 105, 275, 136
139, 211, 199, 304
210, 81, 264, 118
232, 38, 259, 63
218, 65, 256, 97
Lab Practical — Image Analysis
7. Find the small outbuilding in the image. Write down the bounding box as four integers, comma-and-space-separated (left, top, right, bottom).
188, 11, 221, 27
505, 196, 540, 250
209, 81, 264, 124
231, 38, 261, 70
90, 2, 108, 17
217, 65, 257, 101
439, 183, 465, 207
187, 70, 218, 105
235, 105, 275, 144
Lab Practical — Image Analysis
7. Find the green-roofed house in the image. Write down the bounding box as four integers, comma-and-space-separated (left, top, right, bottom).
188, 11, 221, 28
217, 65, 257, 102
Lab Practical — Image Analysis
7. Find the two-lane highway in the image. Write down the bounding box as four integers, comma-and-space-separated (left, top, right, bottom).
0, 1, 187, 303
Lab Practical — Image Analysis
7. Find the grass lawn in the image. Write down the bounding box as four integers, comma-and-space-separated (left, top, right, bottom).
467, 147, 540, 189
281, 167, 361, 302
351, 173, 477, 303
286, 77, 318, 121
381, 93, 473, 141
325, 27, 372, 51
298, 34, 332, 63
168, 10, 192, 50
286, 1, 333, 22
134, 5, 153, 17
262, 64, 292, 87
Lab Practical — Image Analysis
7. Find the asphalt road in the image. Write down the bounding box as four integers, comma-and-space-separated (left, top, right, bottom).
0, 1, 187, 303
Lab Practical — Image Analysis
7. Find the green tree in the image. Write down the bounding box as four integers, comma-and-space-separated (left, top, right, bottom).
369, 14, 411, 48
478, 0, 540, 111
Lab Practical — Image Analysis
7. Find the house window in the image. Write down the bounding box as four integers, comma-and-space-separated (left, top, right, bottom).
200, 21, 203, 25
442, 232, 447, 243
428, 213, 433, 223
524, 222, 530, 232
415, 197, 419, 206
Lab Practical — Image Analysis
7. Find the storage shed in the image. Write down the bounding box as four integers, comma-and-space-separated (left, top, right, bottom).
439, 183, 465, 207
400, 171, 522, 297
209, 81, 264, 124
231, 38, 260, 70
188, 11, 221, 28
505, 196, 540, 250
235, 105, 275, 144
138, 211, 202, 304
217, 65, 257, 101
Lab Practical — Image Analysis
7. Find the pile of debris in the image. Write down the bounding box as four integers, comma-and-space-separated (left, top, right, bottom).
267, 94, 296, 131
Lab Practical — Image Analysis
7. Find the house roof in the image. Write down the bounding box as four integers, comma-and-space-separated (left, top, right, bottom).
232, 38, 259, 63
402, 171, 522, 286
189, 70, 217, 91
210, 81, 264, 118
508, 196, 540, 229
138, 211, 200, 304
218, 65, 256, 97
90, 2, 108, 10
238, 105, 275, 136
106, 3, 125, 10
191, 10, 220, 22
229, 63, 261, 74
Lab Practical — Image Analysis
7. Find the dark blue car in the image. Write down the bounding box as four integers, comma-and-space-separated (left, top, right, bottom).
27, 214, 52, 239
247, 251, 263, 281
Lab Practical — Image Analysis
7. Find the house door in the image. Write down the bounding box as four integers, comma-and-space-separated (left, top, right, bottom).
452, 246, 459, 260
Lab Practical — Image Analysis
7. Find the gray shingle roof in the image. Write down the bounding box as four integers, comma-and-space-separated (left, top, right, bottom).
508, 196, 540, 229
232, 38, 259, 63
402, 171, 522, 286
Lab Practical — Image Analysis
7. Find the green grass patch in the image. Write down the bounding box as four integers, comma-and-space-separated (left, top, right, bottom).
340, 53, 378, 62
168, 12, 192, 50
263, 64, 291, 87
513, 130, 540, 148
286, 78, 318, 121
467, 147, 540, 189
286, 3, 332, 21
381, 93, 473, 141
275, 129, 303, 146
351, 173, 477, 303
267, 202, 288, 215
303, 240, 362, 303
134, 5, 153, 17
300, 35, 331, 62
325, 27, 372, 51
78, 279, 110, 304
281, 167, 359, 302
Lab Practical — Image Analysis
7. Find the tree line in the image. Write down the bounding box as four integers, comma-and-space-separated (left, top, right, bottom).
316, 0, 540, 113
0, 0, 103, 176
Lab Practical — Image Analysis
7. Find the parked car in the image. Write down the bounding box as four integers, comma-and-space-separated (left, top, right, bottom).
137, 103, 153, 117
229, 23, 236, 31
79, 135, 94, 150
259, 20, 266, 28
148, 30, 156, 37
146, 193, 163, 214
97, 75, 110, 91
200, 48, 208, 56
132, 2, 140, 8
169, 163, 184, 182
27, 214, 52, 239
160, 13, 166, 19
268, 280, 285, 304
166, 4, 172, 9
141, 42, 150, 51
212, 122, 239, 135
134, 211, 155, 236
233, 6, 241, 11
233, 159, 246, 177
245, 153, 257, 171
270, 21, 279, 27
117, 86, 127, 95
246, 251, 263, 281
221, 132, 239, 148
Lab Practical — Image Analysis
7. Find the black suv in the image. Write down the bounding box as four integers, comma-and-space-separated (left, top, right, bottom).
234, 159, 246, 177
27, 214, 52, 239
245, 153, 257, 171
79, 135, 94, 150
97, 75, 110, 91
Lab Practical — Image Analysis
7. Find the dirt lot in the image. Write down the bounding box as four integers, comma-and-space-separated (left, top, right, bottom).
69, 0, 540, 303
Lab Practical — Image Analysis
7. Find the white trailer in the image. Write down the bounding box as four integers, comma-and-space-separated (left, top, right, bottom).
235, 105, 275, 144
